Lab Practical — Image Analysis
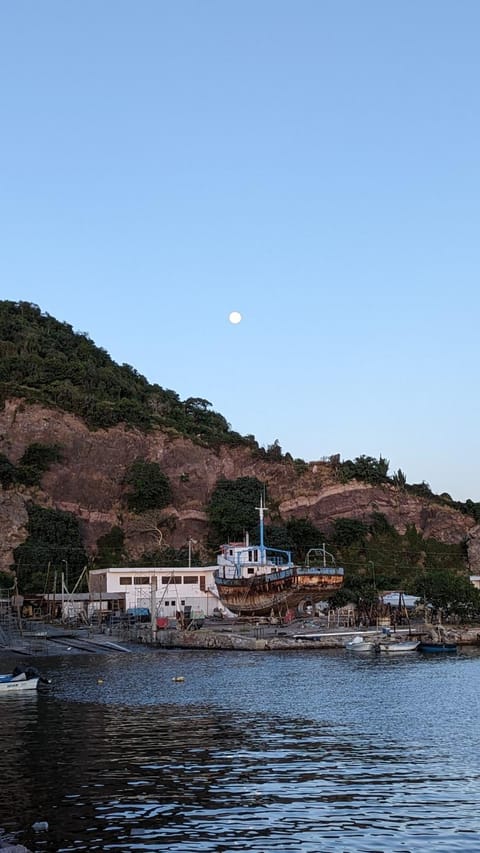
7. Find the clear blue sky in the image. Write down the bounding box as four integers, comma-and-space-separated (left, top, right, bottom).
1, 1, 479, 502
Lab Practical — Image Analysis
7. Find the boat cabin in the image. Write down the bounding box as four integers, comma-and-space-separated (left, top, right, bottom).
216, 541, 293, 579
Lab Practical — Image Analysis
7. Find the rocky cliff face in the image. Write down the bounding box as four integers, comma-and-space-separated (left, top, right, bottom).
0, 398, 479, 572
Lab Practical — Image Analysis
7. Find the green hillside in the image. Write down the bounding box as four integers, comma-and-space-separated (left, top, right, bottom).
0, 300, 253, 447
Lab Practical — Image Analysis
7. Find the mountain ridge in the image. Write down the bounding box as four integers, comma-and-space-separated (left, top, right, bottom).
0, 396, 478, 576
1, 300, 479, 585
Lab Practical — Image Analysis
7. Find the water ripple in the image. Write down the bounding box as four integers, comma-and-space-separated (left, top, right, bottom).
0, 648, 479, 851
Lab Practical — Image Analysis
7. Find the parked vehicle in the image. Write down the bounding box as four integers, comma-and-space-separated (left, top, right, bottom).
125, 607, 151, 624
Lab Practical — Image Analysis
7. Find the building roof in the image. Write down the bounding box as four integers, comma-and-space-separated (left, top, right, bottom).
89, 565, 217, 574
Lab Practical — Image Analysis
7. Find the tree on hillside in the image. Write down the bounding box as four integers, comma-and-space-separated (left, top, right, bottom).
332, 518, 368, 548
13, 503, 88, 593
0, 300, 256, 447
125, 509, 176, 551
285, 517, 326, 562
392, 468, 407, 489
339, 455, 390, 485
207, 477, 265, 545
413, 569, 480, 620
17, 442, 63, 486
94, 526, 125, 569
123, 459, 172, 514
0, 453, 17, 488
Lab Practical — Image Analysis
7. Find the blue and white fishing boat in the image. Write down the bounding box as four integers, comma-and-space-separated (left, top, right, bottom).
214, 498, 344, 617
0, 667, 45, 694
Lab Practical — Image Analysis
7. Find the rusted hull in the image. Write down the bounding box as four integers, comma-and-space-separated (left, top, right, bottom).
214, 572, 343, 617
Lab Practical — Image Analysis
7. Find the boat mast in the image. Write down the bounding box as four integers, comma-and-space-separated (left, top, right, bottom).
256, 494, 268, 565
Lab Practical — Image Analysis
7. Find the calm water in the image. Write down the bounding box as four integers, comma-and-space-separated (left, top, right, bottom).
1, 645, 479, 852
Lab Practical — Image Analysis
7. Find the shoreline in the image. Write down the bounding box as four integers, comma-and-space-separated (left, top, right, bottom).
1, 619, 480, 658
152, 621, 480, 652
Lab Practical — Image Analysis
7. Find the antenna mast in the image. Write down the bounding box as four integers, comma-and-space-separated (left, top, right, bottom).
256, 494, 268, 565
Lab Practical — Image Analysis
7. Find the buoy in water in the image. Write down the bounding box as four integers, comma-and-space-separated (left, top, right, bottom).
172, 676, 185, 682
97, 678, 104, 684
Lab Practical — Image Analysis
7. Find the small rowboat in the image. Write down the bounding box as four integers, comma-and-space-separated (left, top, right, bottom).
0, 667, 50, 694
345, 635, 376, 652
377, 639, 420, 653
418, 642, 457, 654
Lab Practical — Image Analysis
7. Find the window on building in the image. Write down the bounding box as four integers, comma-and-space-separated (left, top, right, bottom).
119, 577, 132, 585
183, 576, 198, 585
247, 567, 255, 575
199, 576, 205, 591
134, 577, 150, 585
161, 576, 182, 584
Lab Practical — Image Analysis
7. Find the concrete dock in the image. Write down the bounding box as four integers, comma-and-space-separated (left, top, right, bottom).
1, 618, 479, 657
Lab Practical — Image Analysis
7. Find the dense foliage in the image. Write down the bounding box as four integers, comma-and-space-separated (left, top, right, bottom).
123, 459, 173, 514
0, 453, 17, 488
13, 503, 88, 593
207, 476, 265, 544
338, 453, 480, 522
339, 454, 390, 485
2, 300, 480, 515
0, 443, 62, 488
326, 514, 478, 620
94, 526, 126, 569
412, 569, 480, 620
17, 443, 63, 486
0, 300, 255, 447
0, 570, 14, 589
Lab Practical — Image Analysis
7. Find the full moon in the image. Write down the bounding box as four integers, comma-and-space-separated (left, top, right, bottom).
228, 311, 242, 324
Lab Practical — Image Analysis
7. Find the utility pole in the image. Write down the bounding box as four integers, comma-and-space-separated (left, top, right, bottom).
150, 575, 157, 643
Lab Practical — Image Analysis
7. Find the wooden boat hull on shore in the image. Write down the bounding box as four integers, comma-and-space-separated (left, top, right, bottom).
213, 498, 344, 617
213, 568, 343, 617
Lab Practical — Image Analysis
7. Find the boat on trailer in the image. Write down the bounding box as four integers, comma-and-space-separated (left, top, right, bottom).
213, 498, 344, 617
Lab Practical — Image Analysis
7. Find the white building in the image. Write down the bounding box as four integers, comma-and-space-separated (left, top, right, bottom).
88, 564, 226, 620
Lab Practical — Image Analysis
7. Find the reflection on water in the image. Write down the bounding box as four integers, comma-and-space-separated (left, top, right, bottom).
0, 648, 479, 852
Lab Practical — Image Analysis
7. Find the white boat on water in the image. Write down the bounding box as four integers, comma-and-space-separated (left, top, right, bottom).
0, 667, 48, 694
377, 638, 420, 654
345, 635, 376, 652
